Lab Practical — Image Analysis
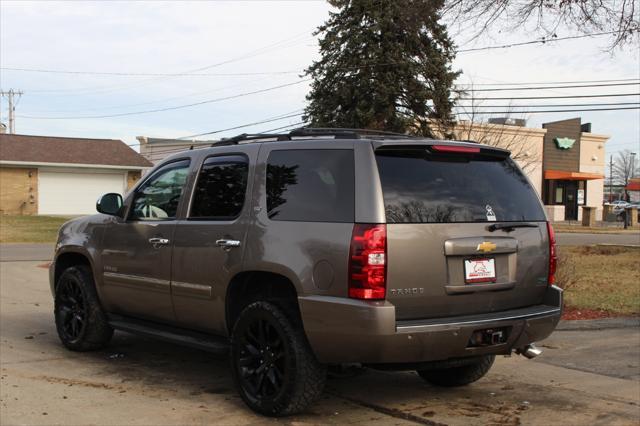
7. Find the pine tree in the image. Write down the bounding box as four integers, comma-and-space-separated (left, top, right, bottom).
304, 0, 460, 136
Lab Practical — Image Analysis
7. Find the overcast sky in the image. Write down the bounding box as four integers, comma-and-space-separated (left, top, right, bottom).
1, 0, 638, 160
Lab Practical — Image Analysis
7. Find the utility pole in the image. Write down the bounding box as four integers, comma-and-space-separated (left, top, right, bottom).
609, 155, 614, 202
0, 89, 24, 134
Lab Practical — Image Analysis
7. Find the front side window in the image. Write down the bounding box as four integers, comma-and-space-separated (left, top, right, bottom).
266, 149, 354, 222
131, 160, 190, 221
190, 155, 249, 220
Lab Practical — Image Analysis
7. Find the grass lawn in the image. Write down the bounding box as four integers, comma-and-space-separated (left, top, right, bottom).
557, 246, 640, 315
553, 224, 640, 234
0, 215, 71, 243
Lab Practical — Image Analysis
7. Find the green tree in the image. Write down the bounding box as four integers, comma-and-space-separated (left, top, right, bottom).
304, 0, 460, 136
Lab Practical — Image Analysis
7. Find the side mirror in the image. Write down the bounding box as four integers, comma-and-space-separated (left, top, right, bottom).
96, 193, 124, 216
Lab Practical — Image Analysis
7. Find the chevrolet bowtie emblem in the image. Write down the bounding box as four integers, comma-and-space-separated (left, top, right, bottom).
477, 241, 497, 253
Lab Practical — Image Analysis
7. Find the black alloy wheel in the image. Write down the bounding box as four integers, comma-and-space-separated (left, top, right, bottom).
54, 265, 113, 351
236, 316, 288, 402
56, 276, 88, 343
230, 301, 326, 416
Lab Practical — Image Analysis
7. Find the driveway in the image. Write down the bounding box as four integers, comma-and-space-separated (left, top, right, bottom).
1, 261, 639, 425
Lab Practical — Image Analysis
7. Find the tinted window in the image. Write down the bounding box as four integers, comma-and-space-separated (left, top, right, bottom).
131, 160, 190, 221
190, 155, 248, 219
376, 149, 545, 223
266, 149, 354, 222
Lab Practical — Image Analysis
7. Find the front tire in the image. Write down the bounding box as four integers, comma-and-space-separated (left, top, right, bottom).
230, 301, 326, 416
417, 355, 495, 387
54, 265, 113, 351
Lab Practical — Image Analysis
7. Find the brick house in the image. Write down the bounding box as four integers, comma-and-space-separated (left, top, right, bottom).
0, 134, 152, 215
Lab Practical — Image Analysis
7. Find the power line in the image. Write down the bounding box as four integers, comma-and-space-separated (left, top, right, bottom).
454, 82, 639, 92
457, 30, 640, 53
462, 93, 640, 100
141, 120, 310, 158
24, 78, 640, 115
3, 28, 315, 96
457, 78, 639, 86
3, 28, 636, 81
455, 106, 640, 114
177, 110, 304, 139
17, 79, 311, 119
455, 102, 640, 108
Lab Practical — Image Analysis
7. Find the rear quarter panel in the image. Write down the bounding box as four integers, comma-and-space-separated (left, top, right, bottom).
242, 140, 359, 297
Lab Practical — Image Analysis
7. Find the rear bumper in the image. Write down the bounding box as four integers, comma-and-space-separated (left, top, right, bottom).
299, 285, 562, 364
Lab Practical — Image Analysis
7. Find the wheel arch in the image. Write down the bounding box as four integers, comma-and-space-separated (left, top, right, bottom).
225, 270, 300, 335
53, 249, 94, 291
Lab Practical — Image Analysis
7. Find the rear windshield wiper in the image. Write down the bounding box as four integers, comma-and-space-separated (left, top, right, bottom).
487, 222, 539, 232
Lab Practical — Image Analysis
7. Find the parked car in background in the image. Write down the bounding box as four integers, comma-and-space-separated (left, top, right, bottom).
610, 200, 630, 214
49, 128, 562, 416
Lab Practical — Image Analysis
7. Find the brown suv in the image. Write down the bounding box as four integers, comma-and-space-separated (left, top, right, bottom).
50, 128, 562, 416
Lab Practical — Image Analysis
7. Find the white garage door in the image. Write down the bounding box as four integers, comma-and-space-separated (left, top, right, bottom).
39, 170, 126, 215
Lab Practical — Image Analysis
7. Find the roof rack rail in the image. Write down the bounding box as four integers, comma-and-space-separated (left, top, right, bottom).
212, 127, 416, 146
291, 127, 412, 138
211, 133, 291, 146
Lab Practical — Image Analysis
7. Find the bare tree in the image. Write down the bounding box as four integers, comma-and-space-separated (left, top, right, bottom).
613, 149, 640, 187
444, 0, 639, 50
433, 91, 541, 172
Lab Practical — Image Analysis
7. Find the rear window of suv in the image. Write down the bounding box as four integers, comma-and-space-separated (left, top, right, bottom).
266, 149, 354, 222
375, 147, 546, 223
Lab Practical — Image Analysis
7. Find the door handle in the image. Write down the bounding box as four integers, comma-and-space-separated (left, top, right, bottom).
216, 239, 241, 249
148, 237, 170, 248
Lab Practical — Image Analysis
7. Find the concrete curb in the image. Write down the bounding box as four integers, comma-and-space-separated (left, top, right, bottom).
557, 317, 640, 331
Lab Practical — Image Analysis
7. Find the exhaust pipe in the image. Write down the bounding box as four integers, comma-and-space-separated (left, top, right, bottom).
518, 344, 542, 359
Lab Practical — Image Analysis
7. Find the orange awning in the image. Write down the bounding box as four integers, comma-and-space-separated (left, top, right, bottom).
544, 170, 604, 180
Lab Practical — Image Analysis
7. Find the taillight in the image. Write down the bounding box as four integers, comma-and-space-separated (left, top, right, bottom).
348, 224, 387, 300
547, 222, 557, 285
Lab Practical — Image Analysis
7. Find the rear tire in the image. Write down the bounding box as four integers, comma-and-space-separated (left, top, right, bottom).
54, 265, 113, 351
230, 301, 326, 416
417, 355, 495, 387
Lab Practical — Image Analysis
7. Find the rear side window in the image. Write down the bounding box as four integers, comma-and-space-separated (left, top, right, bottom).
190, 155, 248, 220
266, 149, 354, 222
376, 148, 545, 223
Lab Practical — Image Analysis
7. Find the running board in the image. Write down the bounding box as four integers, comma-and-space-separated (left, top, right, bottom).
108, 316, 229, 354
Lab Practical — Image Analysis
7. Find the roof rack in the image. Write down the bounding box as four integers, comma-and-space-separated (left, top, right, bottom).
291, 127, 412, 138
211, 127, 415, 146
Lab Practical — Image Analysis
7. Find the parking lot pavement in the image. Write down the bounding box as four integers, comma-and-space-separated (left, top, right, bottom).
556, 232, 640, 246
1, 261, 639, 425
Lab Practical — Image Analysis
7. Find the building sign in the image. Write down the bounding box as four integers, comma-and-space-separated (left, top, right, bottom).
554, 137, 576, 150
577, 189, 585, 205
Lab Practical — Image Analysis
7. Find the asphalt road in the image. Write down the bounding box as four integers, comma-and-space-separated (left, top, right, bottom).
0, 244, 54, 262
1, 260, 639, 425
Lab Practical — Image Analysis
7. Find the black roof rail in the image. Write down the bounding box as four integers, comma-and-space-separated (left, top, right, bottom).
213, 127, 416, 146
290, 127, 415, 139
211, 133, 291, 146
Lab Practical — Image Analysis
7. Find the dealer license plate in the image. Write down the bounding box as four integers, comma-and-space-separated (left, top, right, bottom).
464, 258, 496, 283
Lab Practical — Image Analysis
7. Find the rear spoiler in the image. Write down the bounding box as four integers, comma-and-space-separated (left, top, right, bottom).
373, 140, 511, 159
